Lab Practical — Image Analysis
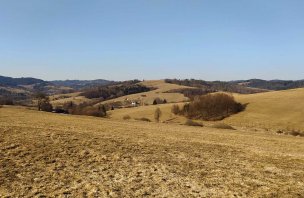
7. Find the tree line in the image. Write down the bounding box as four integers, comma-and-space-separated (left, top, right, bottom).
172, 93, 245, 121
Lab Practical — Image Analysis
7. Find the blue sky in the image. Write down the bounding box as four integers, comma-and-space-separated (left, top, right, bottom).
0, 0, 304, 81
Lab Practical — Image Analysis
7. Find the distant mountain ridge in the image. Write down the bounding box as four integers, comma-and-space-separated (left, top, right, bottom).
165, 78, 304, 93
0, 75, 114, 88
0, 75, 45, 86
50, 79, 114, 89
2, 75, 304, 95
234, 79, 304, 90
0, 75, 114, 105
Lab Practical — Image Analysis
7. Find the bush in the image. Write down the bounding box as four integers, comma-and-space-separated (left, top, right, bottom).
59, 101, 107, 117
171, 104, 180, 115
179, 93, 244, 121
153, 97, 166, 105
54, 107, 68, 114
211, 123, 235, 130
135, 117, 151, 122
185, 119, 203, 127
285, 130, 304, 137
40, 101, 53, 112
276, 130, 284, 134
0, 98, 14, 105
123, 115, 131, 120
82, 105, 107, 117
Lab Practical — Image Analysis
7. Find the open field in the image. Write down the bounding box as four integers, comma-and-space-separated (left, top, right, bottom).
50, 92, 91, 106
1, 106, 304, 197
228, 88, 304, 131
49, 80, 190, 108
108, 87, 304, 132
96, 80, 191, 106
108, 103, 187, 124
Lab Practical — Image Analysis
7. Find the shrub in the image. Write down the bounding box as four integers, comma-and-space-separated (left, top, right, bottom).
211, 123, 235, 130
123, 115, 131, 120
185, 119, 203, 127
40, 100, 53, 112
153, 97, 165, 105
0, 98, 14, 105
54, 107, 68, 114
154, 107, 162, 122
276, 130, 284, 134
171, 104, 180, 115
62, 101, 75, 113
60, 101, 107, 117
285, 130, 304, 137
180, 93, 244, 121
135, 117, 151, 122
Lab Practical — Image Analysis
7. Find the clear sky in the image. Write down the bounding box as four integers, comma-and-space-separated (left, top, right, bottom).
0, 0, 304, 81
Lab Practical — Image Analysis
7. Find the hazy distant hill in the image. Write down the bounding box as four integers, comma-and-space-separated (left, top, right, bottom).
165, 79, 267, 94
165, 79, 304, 93
50, 79, 114, 89
0, 75, 45, 86
0, 75, 115, 105
235, 79, 304, 90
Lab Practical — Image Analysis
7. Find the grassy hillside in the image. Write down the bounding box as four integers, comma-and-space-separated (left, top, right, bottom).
1, 106, 304, 197
109, 87, 304, 132
108, 102, 187, 124
50, 80, 190, 107
96, 80, 191, 106
50, 92, 91, 105
225, 88, 304, 130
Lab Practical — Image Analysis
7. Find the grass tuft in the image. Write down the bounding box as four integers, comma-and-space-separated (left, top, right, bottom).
123, 115, 131, 120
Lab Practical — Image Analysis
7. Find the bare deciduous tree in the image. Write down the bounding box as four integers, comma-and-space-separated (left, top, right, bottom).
154, 107, 162, 122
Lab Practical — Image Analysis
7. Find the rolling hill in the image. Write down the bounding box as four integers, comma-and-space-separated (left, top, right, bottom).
108, 85, 304, 132
1, 106, 304, 197
225, 88, 304, 131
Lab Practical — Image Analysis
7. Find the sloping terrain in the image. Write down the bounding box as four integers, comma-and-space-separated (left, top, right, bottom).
108, 102, 187, 124
0, 76, 73, 105
50, 92, 91, 106
1, 106, 304, 197
225, 88, 304, 131
95, 80, 191, 106
109, 87, 304, 132
50, 80, 189, 107
235, 79, 304, 90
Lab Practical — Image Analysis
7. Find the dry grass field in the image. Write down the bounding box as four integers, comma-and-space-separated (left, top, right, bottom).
108, 103, 187, 124
50, 92, 91, 106
1, 106, 304, 197
227, 88, 304, 131
109, 87, 304, 132
96, 80, 191, 106
49, 80, 190, 108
